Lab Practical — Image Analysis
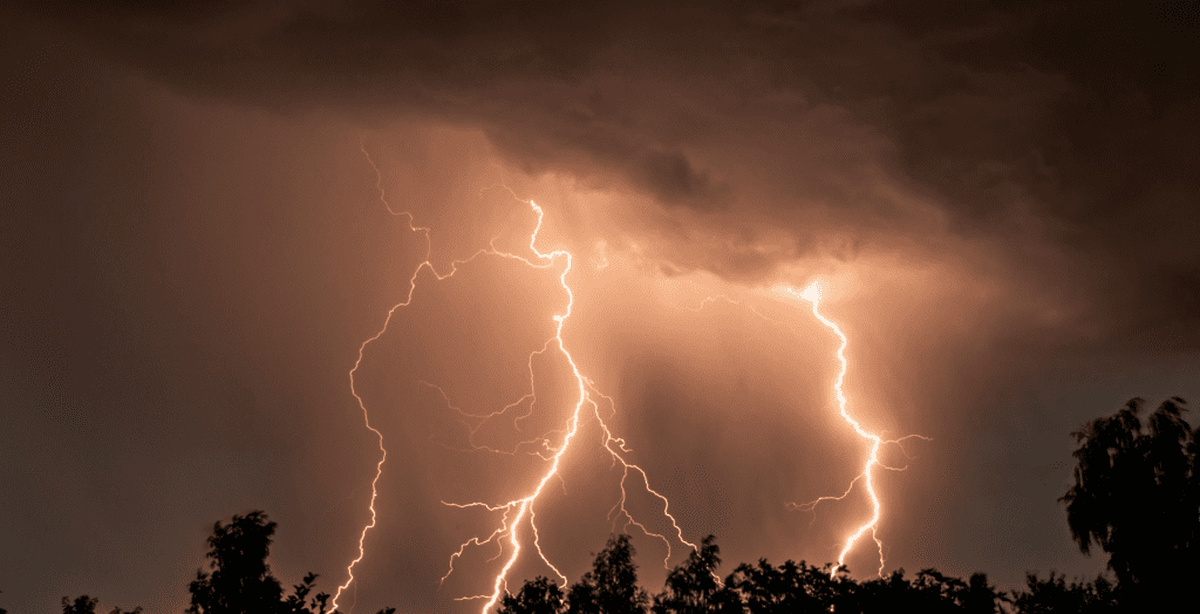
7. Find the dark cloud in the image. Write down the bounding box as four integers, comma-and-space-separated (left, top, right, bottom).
10, 0, 1198, 348
12, 10, 1190, 179
18, 1, 1196, 344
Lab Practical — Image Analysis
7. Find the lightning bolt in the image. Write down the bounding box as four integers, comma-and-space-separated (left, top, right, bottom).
443, 204, 590, 613
335, 144, 694, 613
781, 282, 928, 578
441, 204, 695, 614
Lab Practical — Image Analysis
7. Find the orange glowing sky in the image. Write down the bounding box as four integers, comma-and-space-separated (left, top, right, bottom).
3, 3, 1199, 613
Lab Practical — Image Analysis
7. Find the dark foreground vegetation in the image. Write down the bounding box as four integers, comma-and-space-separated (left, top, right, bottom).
498, 533, 1111, 614
19, 397, 1194, 613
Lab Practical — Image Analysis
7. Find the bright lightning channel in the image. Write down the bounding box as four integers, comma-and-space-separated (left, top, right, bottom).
443, 203, 695, 614
335, 144, 694, 613
451, 200, 589, 614
783, 282, 927, 578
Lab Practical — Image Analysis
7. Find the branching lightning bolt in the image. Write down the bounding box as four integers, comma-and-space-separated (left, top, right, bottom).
332, 143, 417, 612
782, 282, 929, 578
441, 204, 695, 614
336, 144, 694, 613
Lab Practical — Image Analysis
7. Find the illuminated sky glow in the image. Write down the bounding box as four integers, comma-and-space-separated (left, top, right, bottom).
3, 3, 1199, 613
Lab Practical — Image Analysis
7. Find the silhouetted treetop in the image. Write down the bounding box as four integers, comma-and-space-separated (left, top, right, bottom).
62, 596, 99, 614
653, 535, 739, 614
498, 576, 567, 614
1060, 397, 1197, 604
188, 511, 285, 614
60, 595, 142, 614
1010, 572, 1117, 614
568, 534, 649, 614
495, 535, 1019, 614
184, 510, 394, 614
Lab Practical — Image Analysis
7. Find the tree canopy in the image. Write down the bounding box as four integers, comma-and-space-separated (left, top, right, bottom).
185, 510, 392, 614
566, 534, 650, 614
1060, 397, 1198, 604
187, 511, 285, 614
499, 533, 1017, 614
499, 576, 567, 614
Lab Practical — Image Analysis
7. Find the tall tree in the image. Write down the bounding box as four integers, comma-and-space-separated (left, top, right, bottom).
187, 511, 285, 614
1060, 397, 1198, 603
567, 534, 649, 614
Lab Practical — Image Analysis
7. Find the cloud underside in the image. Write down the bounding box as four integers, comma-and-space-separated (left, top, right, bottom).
18, 0, 1200, 344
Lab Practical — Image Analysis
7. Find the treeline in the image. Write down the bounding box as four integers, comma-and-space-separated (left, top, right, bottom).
22, 396, 1194, 613
491, 396, 1192, 614
37, 513, 1118, 614
41, 515, 1117, 614
496, 534, 1117, 614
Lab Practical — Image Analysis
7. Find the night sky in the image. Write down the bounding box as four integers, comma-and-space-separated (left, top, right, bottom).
3, 2, 1199, 613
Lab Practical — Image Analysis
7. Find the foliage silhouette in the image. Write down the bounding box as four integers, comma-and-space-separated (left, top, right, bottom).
498, 576, 567, 614
961, 573, 1005, 614
188, 511, 285, 614
567, 534, 650, 614
857, 569, 1003, 613
726, 558, 843, 613
1060, 397, 1197, 604
1009, 571, 1118, 614
62, 596, 99, 614
60, 595, 141, 614
61, 596, 99, 614
63, 392, 1198, 614
186, 510, 394, 614
652, 535, 739, 614
914, 569, 1000, 613
503, 535, 1018, 614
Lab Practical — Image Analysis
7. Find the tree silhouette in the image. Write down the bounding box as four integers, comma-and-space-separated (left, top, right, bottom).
726, 558, 841, 614
60, 595, 142, 614
281, 573, 337, 614
188, 511, 285, 614
1009, 571, 1117, 614
960, 573, 1005, 614
51, 511, 394, 614
903, 569, 1003, 614
567, 534, 649, 614
853, 568, 914, 612
652, 536, 739, 614
493, 533, 1082, 614
185, 510, 394, 614
1060, 397, 1198, 603
498, 576, 567, 614
62, 596, 99, 614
